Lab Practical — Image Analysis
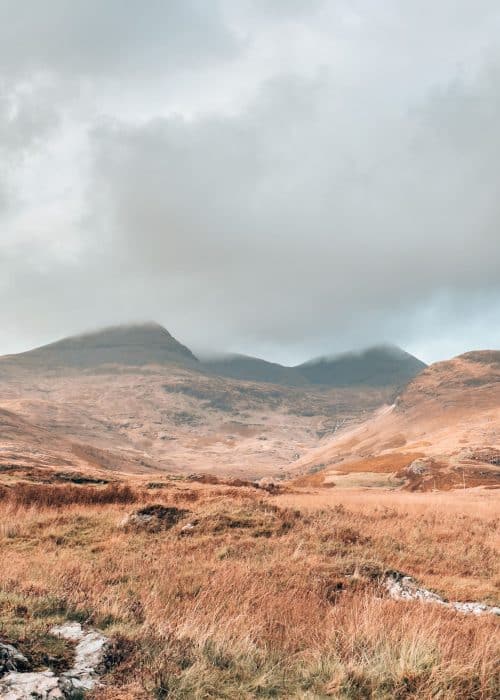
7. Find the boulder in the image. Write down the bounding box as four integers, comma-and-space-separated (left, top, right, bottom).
0, 643, 29, 676
0, 670, 64, 699
406, 459, 430, 475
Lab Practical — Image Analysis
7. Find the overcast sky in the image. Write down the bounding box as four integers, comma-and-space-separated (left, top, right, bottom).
1, 1, 499, 364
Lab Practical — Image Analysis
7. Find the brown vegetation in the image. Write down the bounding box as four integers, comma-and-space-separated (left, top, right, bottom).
294, 352, 500, 492
0, 482, 137, 508
0, 478, 498, 698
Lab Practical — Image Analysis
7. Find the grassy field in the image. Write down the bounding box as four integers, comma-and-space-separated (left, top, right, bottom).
0, 478, 498, 698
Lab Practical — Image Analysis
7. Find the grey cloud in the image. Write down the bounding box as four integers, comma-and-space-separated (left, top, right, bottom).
77, 64, 500, 360
0, 1, 499, 362
0, 1, 238, 79
0, 80, 61, 219
248, 0, 326, 19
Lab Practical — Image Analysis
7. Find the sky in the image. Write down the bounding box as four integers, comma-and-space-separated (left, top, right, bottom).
1, 0, 499, 365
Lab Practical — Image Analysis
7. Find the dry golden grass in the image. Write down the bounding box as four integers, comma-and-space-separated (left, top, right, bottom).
0, 480, 498, 698
335, 453, 424, 474
0, 482, 137, 508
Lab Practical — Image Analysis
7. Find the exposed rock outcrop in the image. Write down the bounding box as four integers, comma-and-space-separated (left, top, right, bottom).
0, 644, 29, 676
385, 571, 500, 616
0, 622, 109, 699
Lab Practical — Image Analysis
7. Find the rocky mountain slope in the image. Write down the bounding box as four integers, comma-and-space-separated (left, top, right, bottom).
0, 324, 394, 479
2, 322, 496, 490
295, 350, 500, 490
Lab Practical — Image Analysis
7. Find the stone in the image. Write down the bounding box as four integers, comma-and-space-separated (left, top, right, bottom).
52, 622, 109, 691
0, 622, 109, 698
0, 643, 29, 675
0, 670, 64, 699
385, 571, 500, 616
406, 459, 430, 475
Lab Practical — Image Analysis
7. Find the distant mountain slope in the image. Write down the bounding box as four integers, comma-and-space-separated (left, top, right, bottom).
0, 323, 198, 370
203, 354, 308, 386
0, 323, 425, 390
0, 323, 396, 479
295, 350, 500, 490
204, 345, 425, 388
296, 345, 426, 387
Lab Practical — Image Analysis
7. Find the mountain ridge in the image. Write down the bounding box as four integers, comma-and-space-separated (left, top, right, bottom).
0, 322, 199, 370
1, 322, 426, 388
294, 349, 500, 490
295, 344, 427, 387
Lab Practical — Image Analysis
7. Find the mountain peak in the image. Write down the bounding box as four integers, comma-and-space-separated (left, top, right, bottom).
296, 344, 426, 387
3, 322, 198, 369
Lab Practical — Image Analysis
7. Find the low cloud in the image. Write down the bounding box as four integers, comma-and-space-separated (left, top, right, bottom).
1, 1, 499, 362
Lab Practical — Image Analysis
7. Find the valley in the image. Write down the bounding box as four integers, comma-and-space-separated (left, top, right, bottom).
0, 324, 498, 699
0, 324, 401, 481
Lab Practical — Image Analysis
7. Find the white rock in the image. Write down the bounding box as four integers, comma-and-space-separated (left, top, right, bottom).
51, 623, 109, 691
0, 670, 64, 699
50, 622, 85, 642
385, 572, 500, 616
0, 623, 109, 698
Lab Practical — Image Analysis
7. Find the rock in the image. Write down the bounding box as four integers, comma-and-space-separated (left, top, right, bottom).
50, 622, 84, 643
0, 622, 110, 699
406, 459, 430, 475
180, 522, 196, 535
0, 643, 29, 676
0, 670, 64, 699
122, 504, 189, 532
385, 571, 443, 604
451, 601, 500, 616
52, 622, 109, 692
385, 571, 500, 616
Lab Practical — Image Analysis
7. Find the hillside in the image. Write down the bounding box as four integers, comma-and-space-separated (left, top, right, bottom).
3, 322, 495, 490
203, 353, 308, 386
0, 324, 393, 479
204, 344, 426, 388
0, 322, 198, 370
295, 350, 500, 490
296, 344, 427, 387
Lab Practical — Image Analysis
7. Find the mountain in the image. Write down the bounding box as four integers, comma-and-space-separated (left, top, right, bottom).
296, 344, 426, 387
1, 323, 425, 390
204, 345, 426, 388
0, 322, 198, 370
1, 320, 496, 489
0, 323, 396, 478
203, 354, 308, 386
295, 350, 500, 490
